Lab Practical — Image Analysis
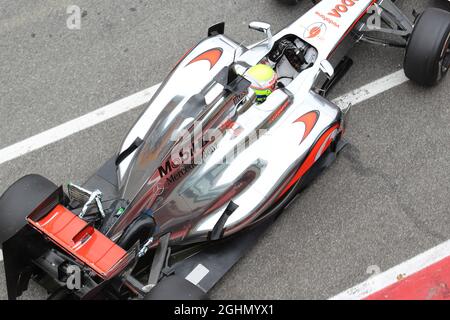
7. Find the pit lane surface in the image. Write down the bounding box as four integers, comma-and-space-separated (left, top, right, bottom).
0, 0, 449, 299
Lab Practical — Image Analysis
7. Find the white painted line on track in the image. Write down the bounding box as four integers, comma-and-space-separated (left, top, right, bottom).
0, 84, 159, 166
0, 69, 409, 167
332, 69, 408, 108
0, 249, 3, 262
330, 239, 450, 300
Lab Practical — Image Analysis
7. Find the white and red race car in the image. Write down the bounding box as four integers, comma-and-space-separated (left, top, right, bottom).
0, 0, 448, 300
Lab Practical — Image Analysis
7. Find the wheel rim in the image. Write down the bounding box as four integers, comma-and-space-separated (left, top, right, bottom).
440, 33, 450, 74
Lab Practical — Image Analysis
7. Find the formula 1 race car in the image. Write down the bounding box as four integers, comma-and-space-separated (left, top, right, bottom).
0, 0, 449, 300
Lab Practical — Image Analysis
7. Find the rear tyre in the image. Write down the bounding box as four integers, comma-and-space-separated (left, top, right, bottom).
0, 175, 58, 245
404, 8, 450, 86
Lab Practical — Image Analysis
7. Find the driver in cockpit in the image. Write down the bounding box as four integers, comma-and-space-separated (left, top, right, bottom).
244, 64, 278, 104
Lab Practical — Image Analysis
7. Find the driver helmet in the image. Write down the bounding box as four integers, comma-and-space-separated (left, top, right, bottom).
245, 64, 278, 104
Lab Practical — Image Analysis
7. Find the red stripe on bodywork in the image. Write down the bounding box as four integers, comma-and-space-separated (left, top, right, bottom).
268, 100, 290, 124
187, 48, 223, 70
279, 124, 339, 198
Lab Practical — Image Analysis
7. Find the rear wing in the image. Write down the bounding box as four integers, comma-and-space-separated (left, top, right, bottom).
28, 204, 129, 279
27, 186, 65, 222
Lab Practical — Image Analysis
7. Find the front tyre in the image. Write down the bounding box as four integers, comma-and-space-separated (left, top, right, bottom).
404, 8, 450, 86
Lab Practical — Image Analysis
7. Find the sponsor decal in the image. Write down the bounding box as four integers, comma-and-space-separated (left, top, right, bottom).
315, 11, 340, 28
166, 163, 197, 185
279, 124, 339, 197
157, 139, 218, 180
161, 143, 218, 186
151, 182, 165, 196
268, 100, 290, 124
187, 48, 223, 70
328, 0, 361, 18
304, 22, 327, 39
294, 110, 320, 143
158, 155, 194, 180
158, 159, 180, 178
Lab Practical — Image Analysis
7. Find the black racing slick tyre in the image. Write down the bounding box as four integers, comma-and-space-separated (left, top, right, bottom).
0, 174, 59, 245
404, 8, 450, 86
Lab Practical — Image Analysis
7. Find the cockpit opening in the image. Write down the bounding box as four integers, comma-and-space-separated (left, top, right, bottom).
267, 34, 318, 88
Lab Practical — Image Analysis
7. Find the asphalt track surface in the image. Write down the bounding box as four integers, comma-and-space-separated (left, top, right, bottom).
0, 0, 449, 299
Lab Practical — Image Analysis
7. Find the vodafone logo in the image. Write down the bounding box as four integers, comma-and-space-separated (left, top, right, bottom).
328, 0, 360, 18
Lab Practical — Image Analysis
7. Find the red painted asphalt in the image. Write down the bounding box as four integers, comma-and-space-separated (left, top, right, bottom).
366, 256, 450, 300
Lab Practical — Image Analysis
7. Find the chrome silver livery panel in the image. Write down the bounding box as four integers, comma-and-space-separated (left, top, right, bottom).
110, 1, 367, 242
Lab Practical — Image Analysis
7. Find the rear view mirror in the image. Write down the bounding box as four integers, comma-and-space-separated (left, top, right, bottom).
249, 21, 273, 48
249, 21, 271, 33
320, 60, 335, 78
